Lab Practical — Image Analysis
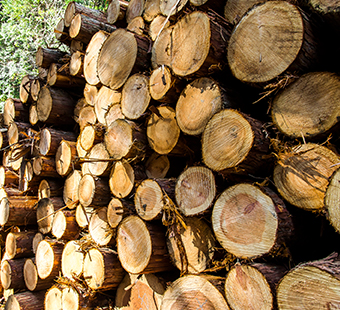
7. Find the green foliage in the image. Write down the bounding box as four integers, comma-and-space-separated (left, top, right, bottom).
0, 0, 108, 112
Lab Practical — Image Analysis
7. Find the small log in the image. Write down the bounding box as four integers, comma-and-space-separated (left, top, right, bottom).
145, 152, 170, 179
19, 76, 34, 105
36, 197, 64, 234
274, 143, 340, 211
167, 217, 215, 274
109, 160, 135, 198
35, 239, 64, 280
64, 1, 108, 27
135, 178, 175, 221
159, 0, 188, 17
31, 79, 42, 102
35, 46, 68, 68
37, 86, 77, 126
61, 240, 84, 279
83, 247, 125, 290
39, 127, 77, 156
7, 122, 31, 146
149, 15, 170, 41
78, 124, 103, 152
95, 85, 121, 125
52, 209, 81, 240
33, 156, 59, 178
162, 275, 230, 309
0, 197, 38, 227
227, 1, 320, 84
4, 98, 29, 127
115, 273, 165, 308
81, 143, 111, 177
47, 63, 85, 89
29, 104, 39, 126
62, 286, 97, 310
224, 263, 273, 310
32, 233, 44, 254
83, 30, 109, 86
54, 18, 71, 45
63, 170, 82, 206
97, 28, 150, 90
127, 16, 145, 35
107, 197, 134, 228
24, 258, 53, 291
176, 77, 223, 135
143, 0, 161, 22
5, 290, 46, 310
75, 204, 93, 228
78, 174, 110, 207
69, 51, 84, 76
105, 103, 124, 127
277, 253, 340, 309
201, 109, 270, 176
121, 73, 150, 120
1, 258, 26, 289
69, 14, 116, 44
83, 83, 98, 106
88, 207, 115, 246
147, 106, 180, 155
76, 136, 87, 159
44, 285, 62, 310
74, 97, 88, 123
55, 140, 79, 176
152, 10, 231, 77
175, 166, 216, 216
0, 167, 19, 188
212, 183, 293, 259
117, 215, 172, 274
126, 0, 144, 23
104, 119, 147, 160
107, 0, 126, 24
38, 179, 63, 199
5, 231, 36, 259
272, 71, 340, 139
78, 105, 97, 130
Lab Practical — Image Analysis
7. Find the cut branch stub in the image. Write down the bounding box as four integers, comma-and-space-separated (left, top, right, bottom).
176, 77, 222, 135
212, 183, 280, 259
167, 217, 215, 274
161, 275, 230, 310
117, 215, 172, 274
271, 72, 340, 139
202, 109, 270, 175
228, 1, 320, 83
224, 264, 273, 310
274, 143, 340, 211
277, 253, 340, 309
147, 106, 180, 155
121, 73, 150, 120
83, 247, 124, 290
175, 166, 216, 216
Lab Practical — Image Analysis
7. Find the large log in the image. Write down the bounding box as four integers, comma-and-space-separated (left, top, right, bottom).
36, 197, 64, 234
201, 109, 270, 176
274, 143, 340, 211
61, 240, 84, 279
5, 290, 46, 310
1, 258, 26, 289
83, 247, 125, 290
175, 166, 216, 216
271, 71, 340, 139
63, 170, 82, 206
152, 10, 232, 77
78, 174, 110, 207
5, 231, 36, 259
117, 215, 172, 274
97, 28, 150, 90
212, 183, 293, 259
3, 98, 29, 126
51, 209, 81, 240
277, 253, 340, 309
55, 140, 79, 176
109, 160, 135, 199
24, 258, 53, 291
227, 1, 320, 84
161, 275, 230, 309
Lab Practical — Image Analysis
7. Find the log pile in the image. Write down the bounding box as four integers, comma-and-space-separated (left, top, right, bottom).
1, 0, 340, 309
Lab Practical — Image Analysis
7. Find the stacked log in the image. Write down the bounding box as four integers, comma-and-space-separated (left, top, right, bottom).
1, 0, 340, 309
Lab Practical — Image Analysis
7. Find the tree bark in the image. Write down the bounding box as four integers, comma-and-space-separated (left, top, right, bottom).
35, 47, 68, 68
277, 253, 340, 309
117, 215, 172, 274
38, 179, 63, 199
5, 230, 36, 259
51, 209, 80, 240
36, 197, 64, 234
35, 239, 64, 280
83, 247, 124, 290
202, 109, 270, 176
4, 98, 29, 127
78, 174, 110, 207
121, 73, 150, 120
69, 13, 116, 44
5, 290, 46, 310
33, 156, 59, 178
175, 166, 216, 216
24, 258, 53, 291
1, 258, 26, 289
